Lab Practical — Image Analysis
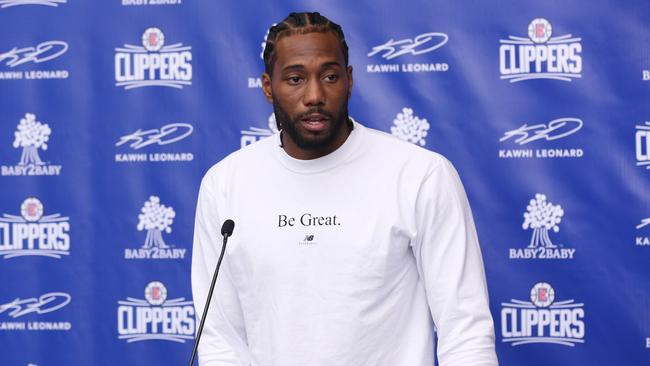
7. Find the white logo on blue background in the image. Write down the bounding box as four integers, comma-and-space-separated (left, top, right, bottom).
0, 0, 66, 8
635, 217, 650, 246
115, 28, 192, 89
124, 196, 185, 259
0, 41, 69, 79
366, 32, 449, 73
241, 113, 279, 148
0, 198, 70, 259
501, 282, 585, 346
2, 113, 62, 176
636, 122, 650, 170
0, 291, 72, 331
390, 107, 429, 146
114, 122, 194, 163
499, 117, 584, 159
509, 194, 575, 259
500, 18, 582, 82
117, 281, 194, 343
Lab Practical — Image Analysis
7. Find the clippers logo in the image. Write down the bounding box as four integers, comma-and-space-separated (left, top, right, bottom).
390, 107, 430, 146
0, 291, 72, 331
500, 18, 582, 82
2, 113, 62, 176
635, 217, 650, 246
366, 32, 449, 74
114, 122, 194, 163
117, 281, 194, 343
115, 27, 192, 89
124, 196, 186, 259
498, 117, 584, 159
0, 0, 66, 7
241, 113, 279, 148
509, 194, 575, 259
501, 282, 585, 346
0, 41, 69, 80
635, 122, 650, 170
0, 198, 70, 259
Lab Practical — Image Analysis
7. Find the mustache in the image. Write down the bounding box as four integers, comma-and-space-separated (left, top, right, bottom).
296, 108, 335, 121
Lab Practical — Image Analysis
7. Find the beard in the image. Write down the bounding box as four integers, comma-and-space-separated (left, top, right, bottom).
273, 98, 349, 151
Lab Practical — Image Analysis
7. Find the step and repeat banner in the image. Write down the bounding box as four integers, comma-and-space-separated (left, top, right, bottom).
0, 1, 648, 365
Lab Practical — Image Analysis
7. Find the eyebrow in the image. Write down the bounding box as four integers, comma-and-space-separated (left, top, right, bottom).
280, 61, 343, 73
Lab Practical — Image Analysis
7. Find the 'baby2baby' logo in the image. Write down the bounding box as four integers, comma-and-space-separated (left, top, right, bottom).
124, 196, 186, 259
2, 113, 61, 176
508, 193, 575, 259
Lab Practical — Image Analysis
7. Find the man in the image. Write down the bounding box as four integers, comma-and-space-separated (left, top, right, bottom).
192, 12, 498, 366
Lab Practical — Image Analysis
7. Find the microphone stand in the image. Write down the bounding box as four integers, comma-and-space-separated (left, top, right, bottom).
188, 221, 234, 366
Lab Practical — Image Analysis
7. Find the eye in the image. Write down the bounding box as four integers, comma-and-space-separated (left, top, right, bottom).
324, 74, 339, 82
286, 76, 303, 85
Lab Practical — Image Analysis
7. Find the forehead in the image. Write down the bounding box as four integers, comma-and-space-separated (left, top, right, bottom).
273, 32, 345, 72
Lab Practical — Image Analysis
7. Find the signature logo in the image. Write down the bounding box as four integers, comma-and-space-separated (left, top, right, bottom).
368, 32, 448, 60
116, 123, 193, 150
636, 218, 650, 230
636, 217, 650, 246
0, 0, 66, 7
500, 118, 583, 145
0, 41, 68, 68
0, 292, 71, 318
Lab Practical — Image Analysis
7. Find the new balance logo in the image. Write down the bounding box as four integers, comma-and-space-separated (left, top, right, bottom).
298, 234, 316, 245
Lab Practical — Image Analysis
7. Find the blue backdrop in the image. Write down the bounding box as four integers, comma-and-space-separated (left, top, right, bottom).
1, 0, 649, 365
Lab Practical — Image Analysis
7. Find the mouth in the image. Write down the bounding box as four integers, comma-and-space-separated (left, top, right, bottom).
300, 113, 329, 132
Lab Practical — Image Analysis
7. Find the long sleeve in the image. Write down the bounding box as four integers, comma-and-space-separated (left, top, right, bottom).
410, 157, 499, 366
191, 177, 252, 366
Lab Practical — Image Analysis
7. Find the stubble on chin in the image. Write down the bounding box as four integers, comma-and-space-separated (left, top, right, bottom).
273, 100, 349, 151
272, 100, 348, 151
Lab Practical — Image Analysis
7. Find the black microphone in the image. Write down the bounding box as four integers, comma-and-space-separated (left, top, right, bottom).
221, 219, 235, 238
188, 219, 236, 366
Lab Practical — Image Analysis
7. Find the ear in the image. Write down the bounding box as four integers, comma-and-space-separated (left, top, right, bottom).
346, 65, 353, 98
262, 72, 273, 103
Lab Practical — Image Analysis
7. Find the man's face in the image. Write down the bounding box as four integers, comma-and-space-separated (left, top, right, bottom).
262, 32, 353, 158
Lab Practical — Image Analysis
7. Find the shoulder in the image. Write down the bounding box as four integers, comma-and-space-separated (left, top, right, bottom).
200, 134, 277, 192
360, 123, 450, 172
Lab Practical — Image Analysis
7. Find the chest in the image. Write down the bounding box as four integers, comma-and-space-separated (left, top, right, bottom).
222, 174, 417, 292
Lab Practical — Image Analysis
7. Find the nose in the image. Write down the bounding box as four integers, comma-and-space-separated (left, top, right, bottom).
303, 77, 325, 107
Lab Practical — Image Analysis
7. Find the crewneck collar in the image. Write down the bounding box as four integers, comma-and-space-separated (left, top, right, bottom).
272, 119, 365, 174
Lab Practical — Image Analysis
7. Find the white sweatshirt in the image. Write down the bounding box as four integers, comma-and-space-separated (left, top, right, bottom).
191, 121, 498, 366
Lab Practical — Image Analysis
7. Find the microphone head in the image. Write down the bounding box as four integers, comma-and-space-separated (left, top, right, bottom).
221, 219, 235, 237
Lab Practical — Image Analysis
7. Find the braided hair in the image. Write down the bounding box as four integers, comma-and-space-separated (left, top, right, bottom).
263, 12, 349, 75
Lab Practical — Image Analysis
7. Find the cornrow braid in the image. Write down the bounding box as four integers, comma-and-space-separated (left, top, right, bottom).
263, 12, 349, 75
